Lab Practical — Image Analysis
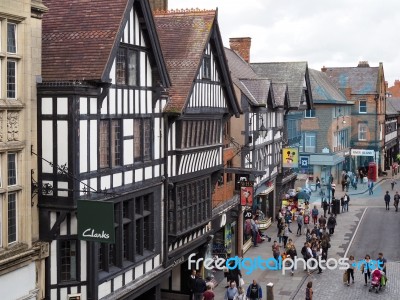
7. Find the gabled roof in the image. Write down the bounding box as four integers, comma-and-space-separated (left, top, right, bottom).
250, 62, 311, 108
322, 65, 380, 95
154, 9, 239, 115
272, 83, 289, 108
238, 78, 272, 107
309, 69, 347, 103
225, 47, 274, 108
42, 0, 170, 86
386, 97, 400, 115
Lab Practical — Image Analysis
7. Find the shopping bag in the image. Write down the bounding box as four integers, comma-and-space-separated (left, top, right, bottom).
343, 271, 348, 283
239, 276, 245, 287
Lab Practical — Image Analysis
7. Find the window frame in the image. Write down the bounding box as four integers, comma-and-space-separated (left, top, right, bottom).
202, 55, 211, 79
99, 119, 122, 169
302, 132, 316, 153
116, 46, 139, 86
304, 109, 316, 118
134, 118, 152, 163
7, 193, 17, 244
169, 177, 211, 235
7, 153, 17, 186
98, 193, 155, 275
358, 123, 367, 141
359, 100, 367, 113
59, 239, 78, 282
7, 59, 17, 99
7, 22, 17, 54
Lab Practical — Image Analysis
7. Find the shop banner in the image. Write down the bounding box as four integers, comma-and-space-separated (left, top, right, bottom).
283, 148, 298, 168
78, 200, 115, 243
240, 181, 254, 206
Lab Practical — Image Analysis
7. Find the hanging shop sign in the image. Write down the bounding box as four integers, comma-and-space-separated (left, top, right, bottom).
78, 200, 115, 243
283, 148, 299, 168
240, 181, 254, 206
243, 210, 253, 219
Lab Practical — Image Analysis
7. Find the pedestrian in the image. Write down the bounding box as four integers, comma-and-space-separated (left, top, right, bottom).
305, 281, 313, 300
283, 223, 290, 248
202, 284, 215, 300
361, 255, 372, 286
246, 279, 262, 300
377, 252, 387, 275
189, 269, 197, 300
224, 281, 238, 300
347, 255, 355, 285
285, 210, 293, 232
391, 179, 396, 190
250, 215, 259, 247
311, 205, 319, 224
316, 176, 321, 191
322, 200, 328, 217
384, 191, 391, 210
340, 197, 345, 213
286, 239, 297, 276
368, 180, 374, 195
344, 193, 350, 212
318, 216, 326, 237
320, 236, 330, 260
296, 212, 303, 235
194, 272, 207, 300
227, 258, 242, 288
303, 210, 310, 234
277, 219, 284, 245
394, 191, 399, 212
272, 240, 281, 262
327, 214, 336, 235
233, 286, 246, 300
330, 183, 336, 199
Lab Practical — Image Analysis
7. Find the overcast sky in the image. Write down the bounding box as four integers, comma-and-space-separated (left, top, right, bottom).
169, 0, 400, 85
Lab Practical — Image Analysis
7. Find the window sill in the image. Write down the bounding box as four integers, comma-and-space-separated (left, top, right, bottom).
6, 53, 22, 60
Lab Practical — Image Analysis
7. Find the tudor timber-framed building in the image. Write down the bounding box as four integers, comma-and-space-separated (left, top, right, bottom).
153, 8, 240, 297
0, 1, 49, 300
38, 0, 170, 299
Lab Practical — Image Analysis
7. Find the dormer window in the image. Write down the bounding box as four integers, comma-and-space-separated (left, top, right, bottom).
202, 55, 211, 79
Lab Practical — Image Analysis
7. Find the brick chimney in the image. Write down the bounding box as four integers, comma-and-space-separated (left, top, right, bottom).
229, 37, 251, 63
321, 66, 327, 72
148, 0, 168, 11
357, 61, 370, 67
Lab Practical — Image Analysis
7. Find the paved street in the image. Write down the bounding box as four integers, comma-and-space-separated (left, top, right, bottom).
213, 176, 400, 299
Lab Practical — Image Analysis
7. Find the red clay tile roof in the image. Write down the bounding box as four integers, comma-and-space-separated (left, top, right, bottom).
42, 0, 128, 82
153, 9, 216, 113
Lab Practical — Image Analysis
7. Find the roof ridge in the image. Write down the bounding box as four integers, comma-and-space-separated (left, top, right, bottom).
153, 8, 216, 16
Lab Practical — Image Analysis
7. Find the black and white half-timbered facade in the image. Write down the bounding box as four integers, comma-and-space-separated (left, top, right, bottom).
38, 1, 170, 299
154, 9, 240, 296
225, 44, 286, 253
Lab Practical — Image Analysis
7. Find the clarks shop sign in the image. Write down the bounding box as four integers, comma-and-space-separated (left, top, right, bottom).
78, 200, 115, 243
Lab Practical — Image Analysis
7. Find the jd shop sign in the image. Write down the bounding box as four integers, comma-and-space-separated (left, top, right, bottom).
78, 200, 115, 243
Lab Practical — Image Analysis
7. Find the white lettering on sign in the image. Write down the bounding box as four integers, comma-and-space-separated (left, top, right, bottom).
83, 228, 110, 240
220, 213, 227, 227
350, 149, 375, 156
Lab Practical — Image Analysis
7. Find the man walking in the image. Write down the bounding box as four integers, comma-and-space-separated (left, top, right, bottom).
327, 214, 337, 235
246, 279, 262, 300
394, 191, 399, 212
391, 179, 397, 190
384, 191, 391, 210
322, 200, 328, 217
296, 213, 303, 235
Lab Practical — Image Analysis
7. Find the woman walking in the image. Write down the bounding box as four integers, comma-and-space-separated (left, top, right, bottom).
346, 255, 355, 286
361, 254, 372, 286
